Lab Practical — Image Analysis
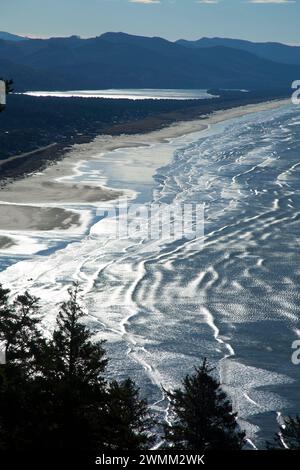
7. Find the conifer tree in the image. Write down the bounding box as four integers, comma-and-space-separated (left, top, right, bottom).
38, 283, 107, 450
0, 283, 155, 451
0, 283, 12, 354
0, 286, 43, 374
46, 283, 107, 384
164, 359, 246, 451
0, 285, 45, 449
102, 378, 155, 451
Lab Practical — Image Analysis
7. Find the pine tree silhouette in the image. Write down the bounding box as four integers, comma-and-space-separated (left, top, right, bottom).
1, 283, 154, 450
35, 283, 108, 450
103, 378, 155, 451
164, 358, 246, 451
0, 287, 44, 374
46, 283, 107, 384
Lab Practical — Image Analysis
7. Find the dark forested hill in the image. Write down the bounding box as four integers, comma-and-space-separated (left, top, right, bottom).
0, 32, 299, 91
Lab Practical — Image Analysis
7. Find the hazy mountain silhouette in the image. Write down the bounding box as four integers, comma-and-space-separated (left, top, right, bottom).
0, 32, 298, 91
0, 31, 29, 42
177, 37, 300, 66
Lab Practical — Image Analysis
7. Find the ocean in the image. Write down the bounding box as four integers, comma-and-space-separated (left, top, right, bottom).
0, 102, 300, 447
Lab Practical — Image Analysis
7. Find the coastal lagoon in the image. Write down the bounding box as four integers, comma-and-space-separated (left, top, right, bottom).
0, 101, 299, 447
23, 89, 218, 100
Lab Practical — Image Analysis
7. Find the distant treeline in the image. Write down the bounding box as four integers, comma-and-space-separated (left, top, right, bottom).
0, 283, 298, 452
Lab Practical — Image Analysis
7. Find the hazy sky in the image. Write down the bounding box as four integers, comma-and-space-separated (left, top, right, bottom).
1, 0, 299, 44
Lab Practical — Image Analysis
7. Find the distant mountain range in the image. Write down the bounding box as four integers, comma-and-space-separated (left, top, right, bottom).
0, 32, 298, 92
177, 37, 300, 67
0, 31, 29, 42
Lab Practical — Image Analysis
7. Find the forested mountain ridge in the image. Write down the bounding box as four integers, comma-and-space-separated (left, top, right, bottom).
0, 32, 298, 91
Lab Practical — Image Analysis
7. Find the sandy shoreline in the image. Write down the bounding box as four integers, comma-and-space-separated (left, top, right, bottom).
0, 204, 81, 231
0, 98, 289, 238
0, 181, 122, 205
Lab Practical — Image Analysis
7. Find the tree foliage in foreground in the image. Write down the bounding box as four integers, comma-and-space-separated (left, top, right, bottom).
269, 415, 300, 450
0, 282, 248, 451
164, 359, 246, 451
0, 283, 153, 451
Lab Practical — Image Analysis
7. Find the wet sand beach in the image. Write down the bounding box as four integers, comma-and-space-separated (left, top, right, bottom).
0, 98, 289, 235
